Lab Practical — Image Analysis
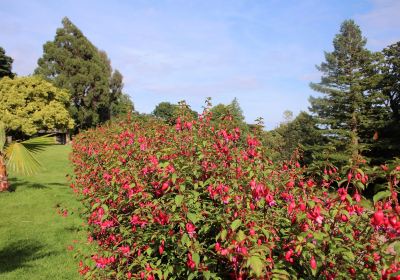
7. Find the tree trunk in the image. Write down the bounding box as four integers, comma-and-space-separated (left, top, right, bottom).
350, 111, 359, 163
0, 154, 9, 192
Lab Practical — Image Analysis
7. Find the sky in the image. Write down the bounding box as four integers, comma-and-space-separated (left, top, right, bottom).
1, 0, 400, 129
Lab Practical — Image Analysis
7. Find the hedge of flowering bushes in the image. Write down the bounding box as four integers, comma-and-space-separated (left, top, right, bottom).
71, 106, 400, 279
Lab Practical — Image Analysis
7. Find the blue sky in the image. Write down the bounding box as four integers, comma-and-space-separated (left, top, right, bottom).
1, 0, 399, 129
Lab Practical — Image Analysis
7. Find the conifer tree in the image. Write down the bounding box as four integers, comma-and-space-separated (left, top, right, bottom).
0, 47, 14, 79
309, 20, 385, 165
35, 17, 112, 130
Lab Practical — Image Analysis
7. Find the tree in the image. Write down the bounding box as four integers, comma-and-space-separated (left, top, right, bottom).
153, 102, 178, 124
268, 112, 324, 163
0, 76, 74, 138
369, 41, 400, 162
0, 47, 14, 79
152, 102, 197, 124
210, 98, 249, 135
0, 121, 54, 192
109, 70, 135, 118
35, 17, 112, 130
309, 20, 385, 165
111, 93, 135, 117
381, 42, 400, 123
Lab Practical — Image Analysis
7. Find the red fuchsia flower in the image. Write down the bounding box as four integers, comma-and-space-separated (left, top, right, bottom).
286, 180, 295, 188
347, 172, 353, 181
184, 122, 193, 130
372, 210, 385, 226
340, 214, 349, 222
310, 256, 317, 270
307, 206, 324, 224
130, 215, 147, 228
100, 220, 114, 229
288, 201, 296, 214
187, 252, 196, 269
103, 173, 112, 182
337, 188, 347, 201
153, 211, 170, 225
119, 245, 130, 255
285, 249, 294, 263
158, 240, 165, 255
265, 193, 276, 207
186, 223, 196, 237
307, 179, 315, 188
353, 192, 361, 202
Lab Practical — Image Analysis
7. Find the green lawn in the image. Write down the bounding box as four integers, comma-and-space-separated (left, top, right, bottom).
0, 145, 84, 279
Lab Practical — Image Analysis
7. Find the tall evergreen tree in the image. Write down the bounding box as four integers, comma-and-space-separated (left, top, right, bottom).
309, 20, 385, 165
35, 17, 112, 130
381, 41, 400, 123
0, 47, 14, 79
370, 41, 400, 162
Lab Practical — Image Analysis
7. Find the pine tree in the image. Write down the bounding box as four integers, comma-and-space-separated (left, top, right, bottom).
381, 41, 400, 123
370, 41, 400, 162
309, 20, 385, 166
35, 17, 112, 130
0, 47, 14, 79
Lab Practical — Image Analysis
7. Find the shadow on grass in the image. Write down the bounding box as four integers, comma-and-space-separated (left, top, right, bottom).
8, 178, 49, 192
0, 240, 56, 274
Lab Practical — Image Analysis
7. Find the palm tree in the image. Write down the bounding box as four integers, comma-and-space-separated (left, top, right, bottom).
0, 122, 54, 192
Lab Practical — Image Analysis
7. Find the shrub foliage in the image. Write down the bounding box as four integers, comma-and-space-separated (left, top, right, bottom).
71, 106, 400, 279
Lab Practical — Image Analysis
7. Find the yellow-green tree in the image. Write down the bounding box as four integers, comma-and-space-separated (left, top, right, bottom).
0, 76, 74, 138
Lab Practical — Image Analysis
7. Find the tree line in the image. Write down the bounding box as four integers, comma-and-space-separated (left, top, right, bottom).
264, 20, 400, 168
1, 18, 399, 168
0, 17, 134, 139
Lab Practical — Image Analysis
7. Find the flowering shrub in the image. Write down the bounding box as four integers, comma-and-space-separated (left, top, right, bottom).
71, 105, 400, 279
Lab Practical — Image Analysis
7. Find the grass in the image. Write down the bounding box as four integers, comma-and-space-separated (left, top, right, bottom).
0, 144, 84, 279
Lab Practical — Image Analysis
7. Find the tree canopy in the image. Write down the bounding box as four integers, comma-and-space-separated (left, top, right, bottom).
35, 17, 132, 130
0, 76, 74, 137
153, 101, 197, 124
309, 20, 387, 165
0, 47, 14, 79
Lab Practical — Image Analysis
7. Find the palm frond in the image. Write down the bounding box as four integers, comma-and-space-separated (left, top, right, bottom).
5, 142, 43, 176
21, 134, 56, 154
0, 122, 6, 153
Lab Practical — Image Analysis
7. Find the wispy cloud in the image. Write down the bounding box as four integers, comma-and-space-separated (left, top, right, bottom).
356, 0, 400, 49
2, 0, 399, 129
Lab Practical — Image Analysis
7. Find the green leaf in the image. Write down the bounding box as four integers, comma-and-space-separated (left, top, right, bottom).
373, 190, 391, 204
192, 252, 200, 266
220, 229, 227, 241
230, 219, 242, 231
21, 134, 55, 154
203, 271, 211, 280
187, 213, 199, 224
181, 233, 191, 247
5, 142, 43, 175
393, 241, 400, 254
175, 195, 184, 207
0, 121, 5, 152
236, 230, 246, 242
248, 256, 263, 276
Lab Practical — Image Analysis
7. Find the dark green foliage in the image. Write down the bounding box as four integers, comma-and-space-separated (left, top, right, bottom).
152, 102, 177, 124
152, 101, 197, 124
110, 93, 135, 118
211, 98, 249, 135
309, 20, 387, 166
367, 41, 400, 163
381, 42, 400, 122
265, 112, 325, 164
0, 47, 14, 79
35, 17, 129, 130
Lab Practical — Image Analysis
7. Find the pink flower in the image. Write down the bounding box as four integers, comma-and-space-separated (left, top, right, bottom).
186, 223, 196, 237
